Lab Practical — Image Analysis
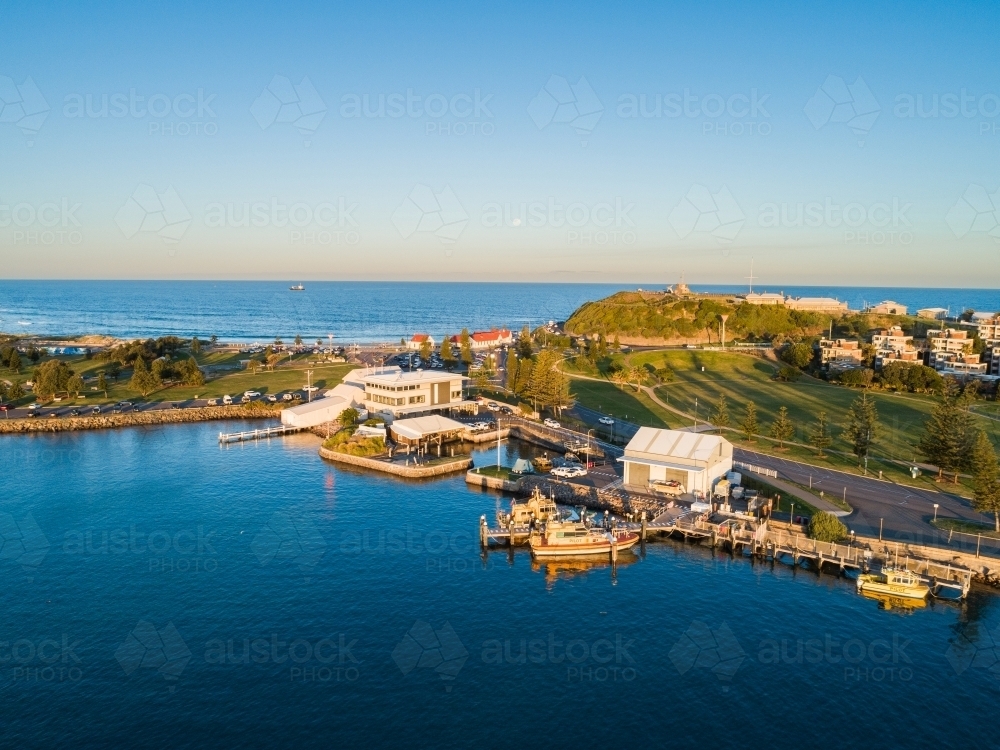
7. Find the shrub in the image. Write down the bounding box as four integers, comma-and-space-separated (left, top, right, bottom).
774, 366, 801, 382
808, 512, 847, 542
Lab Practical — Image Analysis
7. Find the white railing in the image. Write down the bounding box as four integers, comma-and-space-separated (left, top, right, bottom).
733, 461, 778, 479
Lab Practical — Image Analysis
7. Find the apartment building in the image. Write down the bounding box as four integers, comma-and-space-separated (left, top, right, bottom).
818, 338, 863, 371
871, 326, 917, 368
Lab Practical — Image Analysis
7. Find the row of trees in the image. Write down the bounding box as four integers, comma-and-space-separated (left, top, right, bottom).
437, 329, 474, 366
129, 357, 204, 396
504, 349, 571, 414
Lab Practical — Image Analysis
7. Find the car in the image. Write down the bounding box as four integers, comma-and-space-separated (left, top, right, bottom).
116, 401, 133, 408
266, 394, 277, 403
566, 466, 588, 478
241, 395, 251, 403
91, 406, 101, 414
486, 402, 500, 412
205, 398, 219, 406
70, 409, 80, 416
303, 385, 318, 393
598, 416, 615, 425
549, 466, 572, 477
543, 418, 561, 429
498, 406, 513, 415
28, 403, 40, 410
223, 395, 233, 405
281, 393, 294, 402
244, 391, 261, 398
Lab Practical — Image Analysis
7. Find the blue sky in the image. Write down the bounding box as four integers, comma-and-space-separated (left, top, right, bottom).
2, 0, 999, 286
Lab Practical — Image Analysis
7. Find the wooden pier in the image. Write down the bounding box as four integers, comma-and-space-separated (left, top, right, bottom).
479, 512, 974, 598
219, 425, 305, 443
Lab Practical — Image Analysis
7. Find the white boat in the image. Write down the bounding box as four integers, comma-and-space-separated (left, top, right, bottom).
856, 566, 929, 600
289, 284, 305, 291
529, 519, 639, 559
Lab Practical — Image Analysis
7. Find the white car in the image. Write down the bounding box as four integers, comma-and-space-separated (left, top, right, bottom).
266, 394, 277, 402
223, 395, 233, 405
543, 418, 561, 429
565, 466, 588, 478
244, 390, 261, 398
205, 398, 219, 406
303, 385, 318, 393
281, 393, 294, 402
549, 466, 572, 477
598, 417, 614, 425
486, 402, 500, 412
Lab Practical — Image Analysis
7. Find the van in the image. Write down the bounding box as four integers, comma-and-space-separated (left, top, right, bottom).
223, 395, 233, 405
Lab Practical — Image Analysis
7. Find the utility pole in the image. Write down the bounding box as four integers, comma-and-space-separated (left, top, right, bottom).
720, 314, 729, 350
745, 258, 756, 294
306, 369, 313, 402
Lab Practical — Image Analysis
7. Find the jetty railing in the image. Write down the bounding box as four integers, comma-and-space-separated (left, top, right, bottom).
733, 460, 778, 479
219, 425, 304, 443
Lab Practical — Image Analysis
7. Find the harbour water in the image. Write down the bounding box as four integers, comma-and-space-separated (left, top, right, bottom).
0, 280, 996, 342
2, 421, 999, 746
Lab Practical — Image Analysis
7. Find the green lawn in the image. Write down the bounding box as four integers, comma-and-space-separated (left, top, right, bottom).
569, 378, 680, 430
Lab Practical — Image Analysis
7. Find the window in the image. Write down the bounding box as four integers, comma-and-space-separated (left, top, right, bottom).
408, 395, 426, 404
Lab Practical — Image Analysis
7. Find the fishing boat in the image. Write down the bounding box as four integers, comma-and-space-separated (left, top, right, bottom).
529, 519, 639, 559
501, 486, 560, 528
289, 284, 305, 291
856, 566, 929, 600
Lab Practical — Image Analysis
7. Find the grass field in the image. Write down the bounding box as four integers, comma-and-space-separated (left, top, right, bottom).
562, 348, 997, 498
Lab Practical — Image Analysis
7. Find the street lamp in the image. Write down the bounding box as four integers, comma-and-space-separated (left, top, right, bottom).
933, 503, 939, 522
720, 314, 729, 350
586, 429, 595, 468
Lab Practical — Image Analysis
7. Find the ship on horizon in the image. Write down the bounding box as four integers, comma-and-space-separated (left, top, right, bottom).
289, 283, 305, 291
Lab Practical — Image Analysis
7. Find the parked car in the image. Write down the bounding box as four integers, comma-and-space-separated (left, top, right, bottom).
486, 402, 500, 412
598, 416, 614, 425
281, 393, 294, 402
543, 418, 561, 429
91, 406, 101, 414
498, 406, 513, 415
70, 408, 80, 416
205, 398, 219, 406
303, 385, 318, 393
266, 394, 277, 403
244, 391, 261, 398
223, 395, 233, 405
241, 394, 251, 403
649, 479, 684, 497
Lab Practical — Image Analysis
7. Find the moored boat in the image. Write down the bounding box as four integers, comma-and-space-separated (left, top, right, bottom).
529, 519, 639, 559
289, 284, 305, 291
856, 566, 929, 600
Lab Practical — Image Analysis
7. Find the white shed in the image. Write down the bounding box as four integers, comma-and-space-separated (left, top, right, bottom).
619, 427, 733, 496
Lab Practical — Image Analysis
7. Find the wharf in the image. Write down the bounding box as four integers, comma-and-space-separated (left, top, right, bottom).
219, 425, 305, 443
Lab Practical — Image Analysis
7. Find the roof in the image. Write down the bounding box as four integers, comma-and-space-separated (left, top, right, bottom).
410, 333, 431, 341
390, 414, 467, 440
623, 427, 730, 463
363, 369, 468, 386
918, 307, 948, 313
284, 395, 348, 416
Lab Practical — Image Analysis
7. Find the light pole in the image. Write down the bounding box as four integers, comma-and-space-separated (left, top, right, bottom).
720, 314, 729, 350
306, 369, 313, 403
933, 503, 939, 522
586, 429, 595, 468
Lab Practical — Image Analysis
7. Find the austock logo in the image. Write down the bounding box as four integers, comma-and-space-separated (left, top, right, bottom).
528, 75, 603, 140
669, 185, 745, 242
392, 620, 468, 691
804, 74, 880, 145
251, 75, 326, 145
946, 623, 1000, 679
669, 621, 745, 687
115, 184, 192, 244
115, 621, 192, 690
251, 508, 327, 572
0, 511, 50, 580
392, 185, 468, 244
0, 74, 50, 145
946, 184, 1000, 241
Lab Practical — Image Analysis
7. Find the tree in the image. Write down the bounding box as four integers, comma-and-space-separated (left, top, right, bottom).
769, 406, 794, 449
780, 342, 813, 368
441, 334, 456, 367
8, 349, 21, 373
106, 361, 121, 382
210, 335, 218, 345
844, 392, 880, 465
526, 350, 571, 414
505, 355, 519, 392
184, 357, 205, 386
9, 381, 25, 400
626, 366, 644, 392
516, 325, 533, 358
809, 411, 833, 457
128, 358, 158, 397
459, 328, 473, 366
275, 337, 283, 346
340, 407, 359, 426
740, 401, 759, 442
67, 374, 84, 398
711, 394, 730, 433
32, 360, 73, 400
419, 338, 432, 361
191, 337, 202, 354
294, 334, 303, 347
970, 430, 1000, 531
247, 358, 261, 374
97, 372, 108, 396
150, 358, 166, 385
611, 370, 628, 391
809, 512, 847, 542
612, 335, 621, 351
918, 381, 973, 483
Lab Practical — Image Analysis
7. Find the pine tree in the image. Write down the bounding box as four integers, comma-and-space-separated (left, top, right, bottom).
918, 381, 973, 482
191, 337, 202, 354
97, 372, 108, 396
711, 394, 730, 433
128, 358, 158, 397
769, 406, 794, 449
741, 401, 759, 442
441, 334, 455, 367
970, 430, 1000, 531
517, 325, 533, 358
420, 338, 432, 361
809, 411, 833, 457
8, 349, 21, 373
844, 392, 880, 464
459, 328, 473, 365
185, 357, 205, 386
505, 355, 519, 393
9, 381, 25, 400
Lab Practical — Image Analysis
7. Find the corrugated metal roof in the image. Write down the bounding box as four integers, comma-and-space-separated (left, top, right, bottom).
624, 427, 727, 461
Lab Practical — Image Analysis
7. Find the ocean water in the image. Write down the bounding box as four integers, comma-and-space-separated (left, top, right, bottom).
0, 280, 996, 343
2, 421, 998, 747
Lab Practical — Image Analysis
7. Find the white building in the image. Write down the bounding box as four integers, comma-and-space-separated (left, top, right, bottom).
917, 307, 948, 320
406, 333, 435, 351
867, 300, 907, 315
361, 368, 472, 418
619, 428, 733, 496
280, 372, 368, 429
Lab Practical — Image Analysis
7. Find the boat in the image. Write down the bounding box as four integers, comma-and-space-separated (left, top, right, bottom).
500, 486, 560, 528
532, 454, 552, 471
529, 518, 639, 559
856, 566, 929, 600
289, 284, 305, 291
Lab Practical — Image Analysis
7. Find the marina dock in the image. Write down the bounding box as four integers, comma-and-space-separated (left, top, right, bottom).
219, 425, 306, 443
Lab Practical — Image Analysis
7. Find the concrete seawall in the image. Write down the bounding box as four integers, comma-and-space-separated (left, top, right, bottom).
320, 447, 472, 477
0, 405, 281, 434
